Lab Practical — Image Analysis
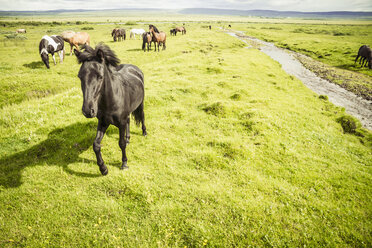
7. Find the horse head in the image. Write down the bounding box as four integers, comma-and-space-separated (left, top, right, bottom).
40, 49, 50, 69
149, 25, 159, 33
74, 44, 120, 118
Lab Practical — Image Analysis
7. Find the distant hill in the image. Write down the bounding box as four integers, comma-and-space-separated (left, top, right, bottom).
0, 8, 371, 19
179, 8, 372, 19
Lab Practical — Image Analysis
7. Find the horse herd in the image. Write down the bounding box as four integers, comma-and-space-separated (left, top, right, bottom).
35, 25, 371, 175
38, 25, 187, 69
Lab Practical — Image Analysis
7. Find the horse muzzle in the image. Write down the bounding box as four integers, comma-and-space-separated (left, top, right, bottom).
82, 105, 97, 118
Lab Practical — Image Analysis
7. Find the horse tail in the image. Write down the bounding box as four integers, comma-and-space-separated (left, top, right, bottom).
142, 36, 146, 50
132, 101, 145, 126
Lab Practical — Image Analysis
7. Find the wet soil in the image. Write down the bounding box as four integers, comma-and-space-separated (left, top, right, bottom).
224, 30, 372, 130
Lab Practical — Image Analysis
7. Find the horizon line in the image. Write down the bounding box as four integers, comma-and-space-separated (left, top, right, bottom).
1, 8, 372, 13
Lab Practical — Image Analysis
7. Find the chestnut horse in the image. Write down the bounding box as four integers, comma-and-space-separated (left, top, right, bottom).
62, 31, 90, 56
175, 27, 186, 35
149, 25, 166, 51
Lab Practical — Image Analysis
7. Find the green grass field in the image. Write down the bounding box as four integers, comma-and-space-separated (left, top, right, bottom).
0, 18, 371, 247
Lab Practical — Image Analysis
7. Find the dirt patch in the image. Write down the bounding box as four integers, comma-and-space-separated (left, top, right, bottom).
295, 54, 372, 101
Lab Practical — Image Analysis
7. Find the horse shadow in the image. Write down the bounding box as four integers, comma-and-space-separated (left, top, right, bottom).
126, 48, 143, 52
0, 122, 101, 189
335, 64, 371, 73
23, 61, 45, 69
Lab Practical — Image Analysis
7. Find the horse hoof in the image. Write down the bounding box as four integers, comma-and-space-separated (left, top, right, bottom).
120, 165, 129, 170
100, 166, 108, 176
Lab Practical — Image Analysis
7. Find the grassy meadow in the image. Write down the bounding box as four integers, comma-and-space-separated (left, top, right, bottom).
0, 17, 371, 247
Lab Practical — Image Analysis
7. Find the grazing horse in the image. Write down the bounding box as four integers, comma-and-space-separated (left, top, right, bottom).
39, 35, 65, 69
112, 28, 126, 42
149, 25, 166, 51
142, 32, 156, 52
62, 31, 90, 56
355, 45, 372, 69
74, 43, 147, 175
16, 29, 26, 33
61, 30, 76, 56
130, 29, 146, 39
170, 29, 176, 36
175, 27, 186, 35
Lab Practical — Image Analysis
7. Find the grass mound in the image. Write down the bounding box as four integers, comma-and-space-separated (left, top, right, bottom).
201, 102, 226, 117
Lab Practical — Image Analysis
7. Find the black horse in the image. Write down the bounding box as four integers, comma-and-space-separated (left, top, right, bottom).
355, 45, 372, 69
142, 32, 156, 52
74, 43, 147, 175
39, 35, 65, 69
170, 29, 176, 36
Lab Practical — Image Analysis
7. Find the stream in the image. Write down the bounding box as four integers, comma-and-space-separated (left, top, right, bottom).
225, 30, 372, 130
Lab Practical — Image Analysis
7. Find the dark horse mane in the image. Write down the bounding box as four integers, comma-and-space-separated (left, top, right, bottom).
149, 24, 159, 33
75, 43, 120, 67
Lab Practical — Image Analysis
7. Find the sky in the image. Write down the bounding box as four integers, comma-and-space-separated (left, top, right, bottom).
0, 0, 371, 12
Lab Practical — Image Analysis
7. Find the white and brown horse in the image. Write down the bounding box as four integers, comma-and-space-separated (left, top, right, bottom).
16, 29, 26, 33
61, 31, 90, 56
39, 35, 65, 69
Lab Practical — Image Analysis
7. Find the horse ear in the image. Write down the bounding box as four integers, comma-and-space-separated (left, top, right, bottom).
97, 49, 104, 63
74, 49, 80, 57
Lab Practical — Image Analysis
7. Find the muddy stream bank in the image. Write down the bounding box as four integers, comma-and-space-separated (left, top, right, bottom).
224, 30, 372, 130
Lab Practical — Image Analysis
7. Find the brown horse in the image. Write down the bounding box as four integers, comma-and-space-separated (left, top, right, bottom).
175, 27, 186, 35
149, 25, 166, 52
62, 31, 90, 56
112, 28, 126, 42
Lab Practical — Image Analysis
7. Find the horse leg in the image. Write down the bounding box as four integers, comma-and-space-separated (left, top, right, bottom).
361, 57, 366, 67
163, 42, 166, 50
93, 120, 109, 175
119, 123, 129, 170
354, 55, 360, 64
74, 43, 80, 53
364, 58, 370, 68
125, 117, 130, 144
52, 53, 56, 65
58, 50, 63, 64
70, 43, 73, 56
141, 111, 147, 137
